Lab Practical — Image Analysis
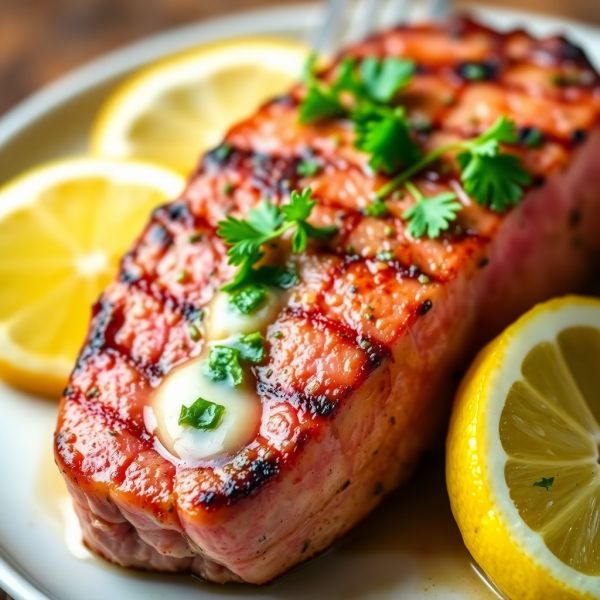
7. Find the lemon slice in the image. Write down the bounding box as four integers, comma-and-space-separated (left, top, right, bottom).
91, 37, 310, 173
447, 296, 600, 600
0, 157, 184, 397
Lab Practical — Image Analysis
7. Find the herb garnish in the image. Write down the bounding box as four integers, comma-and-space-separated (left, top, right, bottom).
230, 284, 267, 315
297, 159, 321, 177
205, 333, 266, 386
178, 397, 225, 431
206, 346, 244, 386
353, 104, 419, 174
299, 54, 532, 239
377, 116, 531, 206
217, 187, 336, 294
402, 182, 462, 239
533, 477, 554, 491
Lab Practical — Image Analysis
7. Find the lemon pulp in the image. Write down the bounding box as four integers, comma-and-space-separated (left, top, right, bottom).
0, 158, 184, 396
91, 38, 310, 173
502, 326, 600, 576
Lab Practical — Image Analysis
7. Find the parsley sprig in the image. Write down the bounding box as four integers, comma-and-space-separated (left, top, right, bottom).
300, 55, 419, 175
299, 55, 532, 239
402, 183, 462, 239
217, 187, 336, 293
377, 116, 531, 208
300, 55, 416, 125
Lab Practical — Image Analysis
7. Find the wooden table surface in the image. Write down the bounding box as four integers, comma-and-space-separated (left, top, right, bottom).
1, 0, 599, 598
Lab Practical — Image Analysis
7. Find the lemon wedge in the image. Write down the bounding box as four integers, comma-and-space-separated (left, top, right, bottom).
91, 37, 310, 173
0, 157, 184, 397
447, 296, 600, 600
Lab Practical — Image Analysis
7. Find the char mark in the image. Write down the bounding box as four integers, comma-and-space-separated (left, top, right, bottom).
198, 456, 281, 510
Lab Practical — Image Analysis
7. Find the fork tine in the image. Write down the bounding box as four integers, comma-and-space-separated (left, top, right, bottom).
382, 0, 414, 27
346, 0, 383, 43
428, 0, 450, 19
313, 0, 346, 55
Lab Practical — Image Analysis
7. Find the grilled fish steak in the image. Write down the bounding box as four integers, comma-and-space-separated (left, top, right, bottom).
55, 17, 600, 584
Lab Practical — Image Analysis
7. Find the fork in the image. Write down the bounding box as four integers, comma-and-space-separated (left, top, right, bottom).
313, 0, 451, 55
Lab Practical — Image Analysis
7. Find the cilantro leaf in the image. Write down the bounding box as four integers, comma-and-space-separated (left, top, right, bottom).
456, 116, 530, 211
235, 332, 266, 363
297, 159, 321, 177
359, 57, 415, 103
458, 151, 531, 212
472, 114, 519, 147
402, 184, 462, 238
533, 477, 554, 491
298, 86, 345, 124
282, 187, 316, 222
247, 199, 283, 235
363, 198, 389, 217
252, 265, 299, 288
229, 284, 267, 314
206, 346, 244, 386
217, 187, 335, 296
353, 105, 420, 174
178, 397, 225, 430
283, 188, 338, 253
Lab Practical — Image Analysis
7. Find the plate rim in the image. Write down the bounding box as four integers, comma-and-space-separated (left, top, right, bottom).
2, 3, 600, 599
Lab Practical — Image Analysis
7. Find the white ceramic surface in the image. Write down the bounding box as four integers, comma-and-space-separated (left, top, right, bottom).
1, 4, 599, 599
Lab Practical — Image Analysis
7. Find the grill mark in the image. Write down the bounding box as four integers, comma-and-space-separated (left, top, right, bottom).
61, 387, 153, 451
197, 454, 283, 510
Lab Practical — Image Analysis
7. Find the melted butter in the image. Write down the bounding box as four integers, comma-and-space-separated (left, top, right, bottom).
151, 351, 261, 462
150, 288, 288, 464
204, 288, 287, 341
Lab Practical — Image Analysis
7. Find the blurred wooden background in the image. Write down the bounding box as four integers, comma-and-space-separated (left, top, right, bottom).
0, 0, 599, 598
1, 0, 600, 117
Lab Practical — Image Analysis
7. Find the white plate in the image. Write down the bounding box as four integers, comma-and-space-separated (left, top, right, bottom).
1, 4, 599, 599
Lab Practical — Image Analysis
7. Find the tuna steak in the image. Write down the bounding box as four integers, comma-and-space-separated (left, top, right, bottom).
55, 16, 600, 584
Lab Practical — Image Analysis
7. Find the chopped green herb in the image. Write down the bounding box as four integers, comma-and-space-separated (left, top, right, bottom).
457, 117, 532, 211
402, 182, 462, 239
297, 159, 321, 177
359, 56, 415, 103
412, 118, 433, 133
346, 245, 356, 255
353, 104, 420, 174
378, 116, 531, 217
189, 232, 205, 243
178, 397, 225, 430
272, 331, 283, 339
188, 323, 201, 342
206, 346, 244, 386
230, 284, 267, 315
363, 198, 389, 217
222, 181, 235, 195
384, 225, 395, 236
85, 387, 99, 398
551, 72, 582, 87
177, 270, 189, 283
521, 128, 544, 149
365, 313, 374, 321
533, 477, 554, 491
217, 187, 336, 292
214, 143, 233, 162
108, 430, 118, 436
375, 250, 394, 261
235, 332, 266, 363
418, 274, 430, 284
358, 338, 372, 350
461, 63, 488, 81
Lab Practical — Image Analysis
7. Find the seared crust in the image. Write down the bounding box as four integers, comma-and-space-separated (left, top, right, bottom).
55, 16, 600, 581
